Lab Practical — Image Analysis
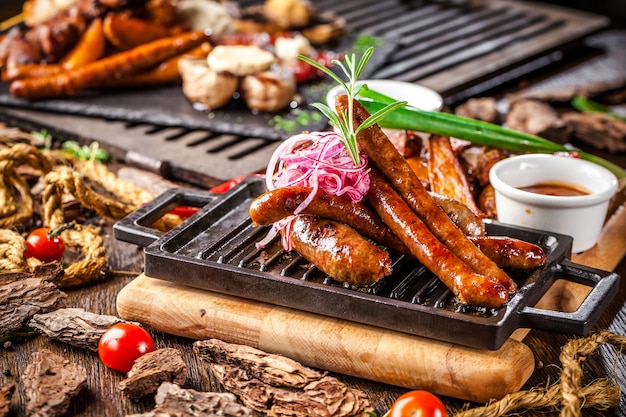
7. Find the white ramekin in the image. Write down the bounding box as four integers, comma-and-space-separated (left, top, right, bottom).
489, 154, 618, 253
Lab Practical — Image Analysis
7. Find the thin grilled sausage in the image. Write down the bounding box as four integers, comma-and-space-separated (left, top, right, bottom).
10, 30, 209, 100
367, 169, 508, 308
251, 186, 543, 270
288, 214, 392, 286
429, 192, 485, 237
469, 236, 546, 270
250, 186, 407, 252
337, 95, 516, 294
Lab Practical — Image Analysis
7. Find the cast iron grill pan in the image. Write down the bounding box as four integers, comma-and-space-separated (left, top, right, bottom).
114, 177, 620, 350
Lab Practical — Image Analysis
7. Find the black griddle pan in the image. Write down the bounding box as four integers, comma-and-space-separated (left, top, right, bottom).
114, 176, 620, 350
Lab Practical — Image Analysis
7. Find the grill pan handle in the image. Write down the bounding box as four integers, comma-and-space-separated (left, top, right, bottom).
518, 259, 620, 335
113, 188, 218, 248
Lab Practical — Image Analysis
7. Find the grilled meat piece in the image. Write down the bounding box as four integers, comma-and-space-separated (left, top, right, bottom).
288, 214, 392, 286
250, 186, 407, 253
337, 95, 517, 295
366, 168, 509, 308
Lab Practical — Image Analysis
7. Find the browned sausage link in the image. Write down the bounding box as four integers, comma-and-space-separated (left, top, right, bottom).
337, 96, 516, 293
429, 192, 485, 237
250, 186, 409, 253
9, 30, 209, 100
367, 169, 508, 308
251, 187, 541, 271
288, 214, 392, 286
2, 64, 64, 81
469, 236, 546, 270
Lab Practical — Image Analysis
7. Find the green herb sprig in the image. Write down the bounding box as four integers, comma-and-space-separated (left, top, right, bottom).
297, 47, 406, 165
571, 95, 626, 121
358, 88, 626, 179
62, 141, 108, 163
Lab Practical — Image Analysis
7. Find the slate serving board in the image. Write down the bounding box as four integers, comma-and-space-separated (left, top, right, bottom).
0, 35, 397, 140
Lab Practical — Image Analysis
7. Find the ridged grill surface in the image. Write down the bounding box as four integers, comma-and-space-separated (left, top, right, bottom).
0, 0, 608, 186
113, 180, 620, 350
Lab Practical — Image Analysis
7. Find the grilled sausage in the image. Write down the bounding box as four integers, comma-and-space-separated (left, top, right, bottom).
10, 30, 209, 100
250, 186, 408, 253
469, 236, 546, 270
367, 169, 508, 308
251, 186, 544, 270
429, 192, 485, 237
288, 214, 392, 285
337, 95, 516, 294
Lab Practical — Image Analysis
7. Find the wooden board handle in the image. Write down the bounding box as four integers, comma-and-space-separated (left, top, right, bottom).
117, 274, 534, 402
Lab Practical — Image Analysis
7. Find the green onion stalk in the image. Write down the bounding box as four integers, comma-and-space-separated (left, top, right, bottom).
358, 88, 626, 179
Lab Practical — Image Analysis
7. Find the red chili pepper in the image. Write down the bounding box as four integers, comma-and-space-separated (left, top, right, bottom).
168, 205, 201, 218
208, 174, 262, 194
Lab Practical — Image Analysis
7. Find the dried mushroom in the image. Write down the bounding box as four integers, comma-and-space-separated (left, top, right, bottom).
194, 339, 372, 417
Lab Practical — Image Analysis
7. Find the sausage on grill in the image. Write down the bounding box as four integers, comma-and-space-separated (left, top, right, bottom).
251, 186, 546, 270
250, 186, 407, 252
469, 236, 546, 270
10, 30, 209, 100
288, 214, 392, 286
337, 95, 516, 294
367, 168, 508, 308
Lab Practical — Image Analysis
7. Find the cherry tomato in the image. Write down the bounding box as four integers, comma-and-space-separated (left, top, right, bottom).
98, 323, 155, 373
388, 390, 448, 417
292, 50, 342, 83
24, 227, 65, 263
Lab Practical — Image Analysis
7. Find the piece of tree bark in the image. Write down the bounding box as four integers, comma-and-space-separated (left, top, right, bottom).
28, 307, 135, 351
562, 111, 626, 153
120, 348, 188, 401
0, 384, 15, 417
0, 278, 66, 338
126, 382, 254, 417
0, 262, 64, 286
193, 339, 372, 417
23, 349, 87, 417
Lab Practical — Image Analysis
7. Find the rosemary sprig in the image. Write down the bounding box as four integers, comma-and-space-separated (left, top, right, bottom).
297, 47, 406, 165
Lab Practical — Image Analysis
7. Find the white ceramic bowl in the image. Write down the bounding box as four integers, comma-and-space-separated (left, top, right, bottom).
325, 79, 443, 112
489, 154, 618, 253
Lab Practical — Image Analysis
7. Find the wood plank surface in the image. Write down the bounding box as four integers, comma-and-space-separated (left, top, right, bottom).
116, 274, 536, 403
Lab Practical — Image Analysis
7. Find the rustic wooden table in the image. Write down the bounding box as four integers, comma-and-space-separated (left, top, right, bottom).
0, 148, 624, 417
1, 11, 626, 416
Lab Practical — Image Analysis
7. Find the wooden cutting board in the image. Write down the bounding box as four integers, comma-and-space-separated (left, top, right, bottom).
116, 274, 534, 403
116, 198, 626, 403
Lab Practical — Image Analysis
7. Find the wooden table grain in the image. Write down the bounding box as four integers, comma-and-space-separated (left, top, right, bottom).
1, 26, 626, 417
0, 168, 624, 417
